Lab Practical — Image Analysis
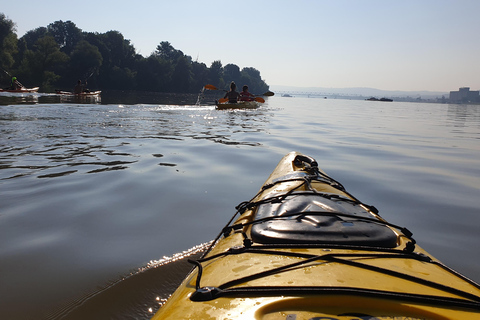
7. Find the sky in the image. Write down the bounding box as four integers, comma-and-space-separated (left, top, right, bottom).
2, 0, 480, 92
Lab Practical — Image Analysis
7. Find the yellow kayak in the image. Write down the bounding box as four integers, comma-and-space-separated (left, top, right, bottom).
152, 152, 480, 319
215, 100, 259, 110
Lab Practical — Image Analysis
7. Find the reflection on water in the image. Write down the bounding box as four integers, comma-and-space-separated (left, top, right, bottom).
0, 92, 41, 105
0, 90, 220, 106
0, 102, 273, 181
447, 103, 480, 129
49, 243, 209, 320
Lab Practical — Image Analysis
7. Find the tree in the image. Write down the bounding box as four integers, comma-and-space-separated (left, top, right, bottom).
0, 13, 18, 73
135, 55, 172, 91
1, 15, 270, 93
208, 60, 224, 89
223, 64, 241, 86
191, 61, 208, 92
94, 31, 137, 89
69, 40, 102, 85
155, 41, 183, 62
100, 31, 137, 68
240, 67, 269, 94
171, 55, 193, 92
18, 35, 69, 90
47, 20, 82, 55
17, 27, 48, 51
16, 27, 48, 70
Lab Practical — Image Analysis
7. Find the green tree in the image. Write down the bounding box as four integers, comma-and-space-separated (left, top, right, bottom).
0, 13, 18, 74
135, 55, 172, 91
94, 31, 137, 89
191, 61, 208, 92
17, 27, 47, 52
208, 60, 223, 89
223, 63, 241, 86
155, 41, 183, 62
100, 31, 136, 68
15, 27, 48, 72
240, 67, 269, 94
2, 16, 270, 93
18, 35, 69, 90
47, 20, 82, 55
69, 40, 102, 84
171, 55, 193, 92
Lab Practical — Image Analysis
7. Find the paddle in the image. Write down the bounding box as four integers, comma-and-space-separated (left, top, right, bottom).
79, 68, 96, 93
204, 84, 269, 103
204, 84, 220, 91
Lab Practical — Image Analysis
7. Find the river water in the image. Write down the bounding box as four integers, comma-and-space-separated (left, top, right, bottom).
0, 91, 479, 319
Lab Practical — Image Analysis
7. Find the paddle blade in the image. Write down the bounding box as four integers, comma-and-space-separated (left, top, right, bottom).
263, 91, 274, 96
218, 97, 228, 103
254, 97, 265, 103
204, 84, 218, 90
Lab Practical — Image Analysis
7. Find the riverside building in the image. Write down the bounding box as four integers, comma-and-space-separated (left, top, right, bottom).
449, 87, 480, 103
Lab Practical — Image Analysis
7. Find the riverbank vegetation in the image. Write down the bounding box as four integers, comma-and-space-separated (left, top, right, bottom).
0, 14, 269, 93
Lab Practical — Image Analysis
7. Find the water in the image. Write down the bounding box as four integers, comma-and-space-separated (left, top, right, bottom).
0, 93, 479, 319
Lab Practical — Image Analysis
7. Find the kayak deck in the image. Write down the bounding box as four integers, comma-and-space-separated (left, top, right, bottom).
152, 152, 480, 319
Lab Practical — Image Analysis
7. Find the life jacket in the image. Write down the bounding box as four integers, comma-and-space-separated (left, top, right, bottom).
239, 91, 254, 101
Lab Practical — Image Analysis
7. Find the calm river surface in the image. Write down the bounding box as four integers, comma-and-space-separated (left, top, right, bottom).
1, 92, 479, 319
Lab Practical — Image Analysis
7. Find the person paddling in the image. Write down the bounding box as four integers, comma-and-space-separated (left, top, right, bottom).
10, 77, 23, 90
223, 81, 240, 103
239, 85, 255, 101
74, 80, 86, 94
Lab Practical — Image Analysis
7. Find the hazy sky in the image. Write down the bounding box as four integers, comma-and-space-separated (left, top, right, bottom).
2, 0, 479, 92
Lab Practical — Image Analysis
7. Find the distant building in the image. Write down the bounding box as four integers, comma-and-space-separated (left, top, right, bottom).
449, 87, 480, 103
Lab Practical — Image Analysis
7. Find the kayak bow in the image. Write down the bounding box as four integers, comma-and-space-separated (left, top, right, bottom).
0, 87, 39, 93
152, 152, 480, 319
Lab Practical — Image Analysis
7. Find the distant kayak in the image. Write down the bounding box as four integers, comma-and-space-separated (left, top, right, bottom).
55, 90, 101, 96
215, 100, 259, 110
0, 87, 39, 93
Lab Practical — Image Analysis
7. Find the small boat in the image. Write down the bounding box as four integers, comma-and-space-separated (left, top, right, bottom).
215, 100, 259, 110
151, 152, 480, 319
55, 90, 101, 97
0, 87, 39, 93
366, 97, 393, 102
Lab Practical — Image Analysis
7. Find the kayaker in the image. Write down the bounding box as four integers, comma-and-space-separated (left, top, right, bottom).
223, 81, 240, 103
239, 85, 255, 101
10, 77, 22, 90
74, 80, 86, 94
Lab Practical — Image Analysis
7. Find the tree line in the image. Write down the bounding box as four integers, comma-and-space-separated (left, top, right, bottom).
0, 13, 269, 94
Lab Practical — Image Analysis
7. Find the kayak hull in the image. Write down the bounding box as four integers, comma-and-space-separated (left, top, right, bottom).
152, 152, 480, 319
0, 87, 39, 93
55, 90, 101, 96
216, 100, 258, 109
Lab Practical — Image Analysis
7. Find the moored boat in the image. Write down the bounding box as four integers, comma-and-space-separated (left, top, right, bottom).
366, 97, 393, 102
151, 151, 480, 319
0, 87, 39, 93
215, 100, 259, 110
